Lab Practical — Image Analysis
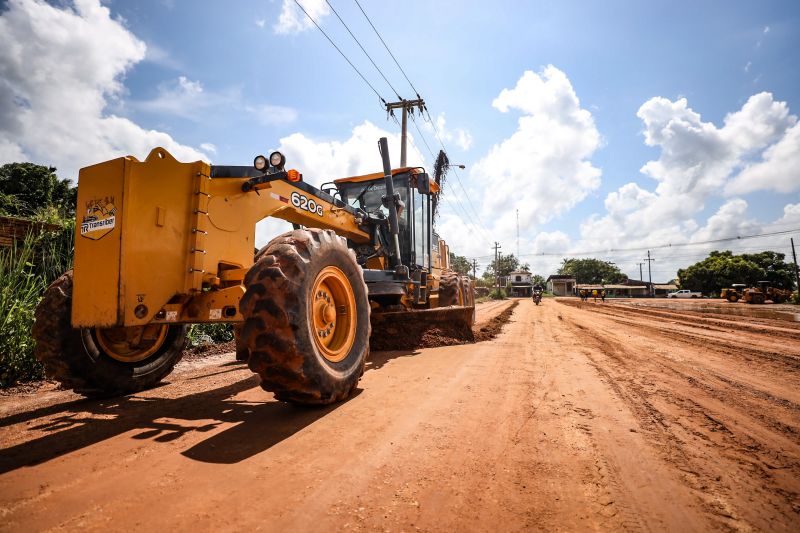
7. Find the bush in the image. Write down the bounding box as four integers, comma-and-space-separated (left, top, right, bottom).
490, 288, 507, 300
0, 223, 74, 387
0, 237, 46, 386
188, 323, 234, 346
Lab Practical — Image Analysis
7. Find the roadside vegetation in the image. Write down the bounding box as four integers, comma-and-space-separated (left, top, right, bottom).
678, 250, 796, 295
0, 163, 76, 386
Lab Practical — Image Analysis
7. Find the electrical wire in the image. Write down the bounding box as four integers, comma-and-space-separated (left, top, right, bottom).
470, 227, 800, 260
347, 0, 492, 241
323, 0, 402, 99
352, 0, 421, 98
293, 0, 387, 106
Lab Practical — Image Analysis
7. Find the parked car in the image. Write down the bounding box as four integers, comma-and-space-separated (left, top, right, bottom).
667, 289, 702, 299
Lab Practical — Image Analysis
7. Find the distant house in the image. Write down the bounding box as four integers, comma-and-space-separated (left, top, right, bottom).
508, 270, 533, 297
623, 279, 679, 297
546, 275, 576, 296
653, 283, 679, 297
577, 284, 649, 298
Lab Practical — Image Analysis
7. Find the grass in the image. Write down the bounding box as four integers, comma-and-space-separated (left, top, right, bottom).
0, 227, 73, 387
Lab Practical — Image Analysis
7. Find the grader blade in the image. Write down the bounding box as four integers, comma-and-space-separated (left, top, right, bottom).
369, 307, 475, 351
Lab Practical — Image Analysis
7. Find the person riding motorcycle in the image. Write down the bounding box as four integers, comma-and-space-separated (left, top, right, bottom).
532, 284, 544, 305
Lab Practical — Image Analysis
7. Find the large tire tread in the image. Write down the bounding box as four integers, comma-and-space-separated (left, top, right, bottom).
439, 270, 461, 307
240, 229, 370, 405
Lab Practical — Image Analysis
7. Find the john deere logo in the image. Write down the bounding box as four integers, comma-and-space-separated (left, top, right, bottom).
81, 197, 116, 240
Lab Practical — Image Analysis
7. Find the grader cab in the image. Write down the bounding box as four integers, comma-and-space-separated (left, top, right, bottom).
33, 138, 474, 404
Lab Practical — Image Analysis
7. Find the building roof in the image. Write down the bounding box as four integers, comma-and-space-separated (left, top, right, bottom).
547, 275, 575, 281
509, 271, 531, 275
577, 284, 648, 290
653, 284, 679, 290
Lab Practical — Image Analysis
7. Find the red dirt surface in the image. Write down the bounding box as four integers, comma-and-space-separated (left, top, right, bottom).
1, 298, 798, 531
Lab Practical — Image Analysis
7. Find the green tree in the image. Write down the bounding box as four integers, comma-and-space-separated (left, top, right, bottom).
449, 252, 473, 276
482, 253, 529, 279
557, 258, 627, 284
740, 251, 795, 289
0, 163, 76, 220
677, 250, 795, 293
531, 274, 546, 287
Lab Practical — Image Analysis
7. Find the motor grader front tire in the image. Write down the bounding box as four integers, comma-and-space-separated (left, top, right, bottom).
239, 229, 370, 405
33, 271, 187, 396
728, 294, 739, 303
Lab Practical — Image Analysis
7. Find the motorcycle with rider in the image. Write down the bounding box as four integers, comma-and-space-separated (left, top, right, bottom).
532, 284, 544, 305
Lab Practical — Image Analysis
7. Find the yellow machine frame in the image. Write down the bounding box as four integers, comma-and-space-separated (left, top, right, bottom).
72, 148, 370, 329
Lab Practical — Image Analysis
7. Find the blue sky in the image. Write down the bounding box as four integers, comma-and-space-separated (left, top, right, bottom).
1, 0, 799, 279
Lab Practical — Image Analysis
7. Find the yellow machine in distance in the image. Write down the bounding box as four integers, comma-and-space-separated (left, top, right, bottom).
33, 139, 474, 404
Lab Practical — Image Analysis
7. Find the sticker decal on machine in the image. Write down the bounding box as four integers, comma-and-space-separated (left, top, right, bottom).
209, 308, 222, 320
80, 197, 117, 240
165, 311, 178, 322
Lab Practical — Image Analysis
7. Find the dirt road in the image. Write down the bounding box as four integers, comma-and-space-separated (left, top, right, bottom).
1, 298, 799, 531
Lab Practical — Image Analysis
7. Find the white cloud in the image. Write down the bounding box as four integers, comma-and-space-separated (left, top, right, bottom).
423, 113, 473, 151
572, 92, 798, 280
689, 199, 759, 243
475, 66, 602, 230
726, 123, 800, 194
274, 120, 425, 187
274, 0, 329, 35
255, 18, 266, 28
0, 0, 208, 179
135, 76, 298, 127
776, 203, 800, 226
143, 41, 182, 70
199, 142, 217, 154
254, 120, 428, 247
247, 104, 298, 125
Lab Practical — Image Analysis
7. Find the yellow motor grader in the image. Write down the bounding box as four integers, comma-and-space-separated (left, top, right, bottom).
723, 281, 792, 304
33, 138, 474, 404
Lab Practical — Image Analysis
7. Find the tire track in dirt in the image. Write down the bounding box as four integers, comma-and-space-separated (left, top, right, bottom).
561, 300, 800, 372
558, 303, 800, 530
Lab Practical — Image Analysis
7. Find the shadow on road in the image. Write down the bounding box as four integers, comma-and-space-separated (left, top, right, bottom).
365, 348, 418, 372
0, 347, 422, 474
0, 375, 355, 473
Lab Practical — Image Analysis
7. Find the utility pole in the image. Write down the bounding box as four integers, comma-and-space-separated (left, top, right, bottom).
637, 262, 644, 282
643, 251, 655, 297
791, 238, 800, 295
385, 98, 425, 167
493, 242, 502, 289
472, 258, 478, 280
516, 209, 520, 260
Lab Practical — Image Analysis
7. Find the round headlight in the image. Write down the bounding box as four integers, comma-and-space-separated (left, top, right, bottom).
254, 155, 267, 171
270, 151, 286, 168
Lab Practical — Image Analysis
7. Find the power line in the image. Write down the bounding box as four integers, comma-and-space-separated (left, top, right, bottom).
293, 0, 386, 106
323, 0, 402, 99
353, 0, 421, 98
470, 227, 800, 260
514, 227, 800, 258
347, 0, 491, 237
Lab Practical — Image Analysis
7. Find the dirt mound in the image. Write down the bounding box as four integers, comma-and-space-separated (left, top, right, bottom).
370, 301, 519, 351
183, 340, 236, 359
474, 300, 519, 342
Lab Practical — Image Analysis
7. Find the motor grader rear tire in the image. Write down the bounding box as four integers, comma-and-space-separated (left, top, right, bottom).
728, 294, 739, 303
459, 275, 476, 327
239, 229, 370, 405
33, 270, 187, 396
439, 270, 462, 306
